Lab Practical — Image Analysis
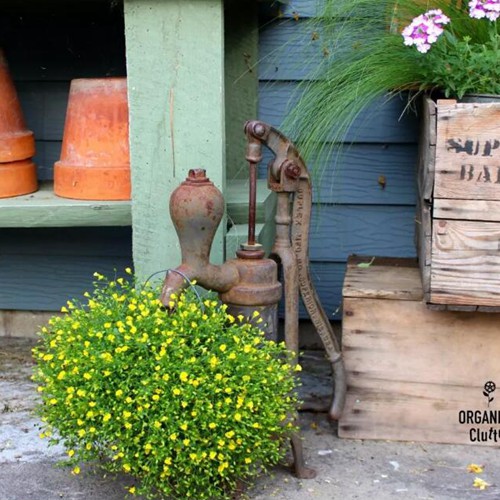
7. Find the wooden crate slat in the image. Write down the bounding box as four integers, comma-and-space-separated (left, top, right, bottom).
434, 198, 500, 221
434, 101, 500, 201
417, 96, 437, 201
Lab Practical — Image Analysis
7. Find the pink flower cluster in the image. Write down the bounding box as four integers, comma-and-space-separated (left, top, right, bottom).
469, 0, 500, 21
402, 9, 451, 53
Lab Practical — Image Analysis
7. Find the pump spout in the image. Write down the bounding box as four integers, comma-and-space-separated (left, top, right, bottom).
160, 169, 239, 304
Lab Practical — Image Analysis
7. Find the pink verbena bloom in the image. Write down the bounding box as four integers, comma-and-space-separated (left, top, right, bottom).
402, 9, 451, 53
469, 0, 500, 21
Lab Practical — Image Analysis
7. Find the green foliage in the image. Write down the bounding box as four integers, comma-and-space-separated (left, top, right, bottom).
284, 0, 499, 170
419, 25, 500, 97
32, 272, 300, 499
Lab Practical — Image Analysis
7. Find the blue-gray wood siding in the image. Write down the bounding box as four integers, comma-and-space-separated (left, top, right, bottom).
0, 2, 132, 311
258, 3, 418, 318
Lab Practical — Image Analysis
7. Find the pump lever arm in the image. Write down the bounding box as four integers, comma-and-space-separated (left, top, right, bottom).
245, 120, 346, 420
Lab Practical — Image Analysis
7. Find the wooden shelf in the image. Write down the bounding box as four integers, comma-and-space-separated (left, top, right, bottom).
0, 179, 275, 229
0, 181, 132, 228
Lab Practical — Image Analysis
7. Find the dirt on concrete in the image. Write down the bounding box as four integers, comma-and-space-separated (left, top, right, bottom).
1, 337, 500, 500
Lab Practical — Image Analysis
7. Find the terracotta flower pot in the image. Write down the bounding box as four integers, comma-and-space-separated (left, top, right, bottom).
0, 159, 37, 199
0, 49, 36, 162
54, 77, 131, 200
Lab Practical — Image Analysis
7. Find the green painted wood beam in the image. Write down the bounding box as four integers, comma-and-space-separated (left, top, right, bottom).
124, 0, 225, 281
224, 0, 259, 180
0, 182, 131, 227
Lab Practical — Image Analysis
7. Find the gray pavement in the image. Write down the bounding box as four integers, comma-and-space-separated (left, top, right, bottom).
2, 337, 500, 500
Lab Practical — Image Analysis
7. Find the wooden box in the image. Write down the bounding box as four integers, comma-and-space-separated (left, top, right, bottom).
339, 256, 500, 446
416, 97, 500, 311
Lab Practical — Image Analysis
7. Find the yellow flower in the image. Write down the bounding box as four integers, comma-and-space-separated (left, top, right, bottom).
234, 413, 242, 422
209, 422, 217, 429
152, 394, 160, 401
183, 438, 190, 446
67, 449, 75, 457
78, 429, 86, 437
179, 371, 189, 382
172, 388, 181, 396
467, 463, 484, 474
219, 344, 227, 352
115, 389, 123, 398
473, 477, 490, 490
294, 364, 303, 372
245, 457, 252, 464
123, 463, 131, 473
72, 466, 81, 475
128, 486, 136, 495
125, 267, 132, 275
180, 423, 188, 431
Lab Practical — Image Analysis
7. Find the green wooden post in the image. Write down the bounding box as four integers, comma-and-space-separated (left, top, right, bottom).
224, 0, 258, 181
124, 0, 225, 281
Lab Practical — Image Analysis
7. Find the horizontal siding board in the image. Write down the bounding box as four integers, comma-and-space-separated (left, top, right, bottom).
308, 205, 417, 261
0, 255, 132, 311
259, 0, 326, 19
259, 82, 419, 143
0, 227, 132, 257
258, 19, 330, 80
259, 143, 418, 204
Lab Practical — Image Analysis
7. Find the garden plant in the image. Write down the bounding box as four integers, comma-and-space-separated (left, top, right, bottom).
285, 0, 500, 165
33, 271, 300, 499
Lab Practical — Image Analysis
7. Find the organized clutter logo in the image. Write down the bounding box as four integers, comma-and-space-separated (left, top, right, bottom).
458, 380, 499, 443
483, 381, 496, 407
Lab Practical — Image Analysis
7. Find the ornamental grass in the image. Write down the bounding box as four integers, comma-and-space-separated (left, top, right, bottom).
284, 0, 500, 168
33, 271, 300, 499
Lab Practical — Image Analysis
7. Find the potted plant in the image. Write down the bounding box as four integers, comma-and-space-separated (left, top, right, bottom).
284, 0, 500, 162
33, 271, 300, 499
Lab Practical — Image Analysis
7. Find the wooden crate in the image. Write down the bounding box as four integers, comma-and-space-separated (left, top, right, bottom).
416, 97, 500, 311
339, 256, 500, 446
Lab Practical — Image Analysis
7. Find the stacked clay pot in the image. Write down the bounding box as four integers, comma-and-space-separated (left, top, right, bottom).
54, 77, 131, 200
0, 49, 37, 198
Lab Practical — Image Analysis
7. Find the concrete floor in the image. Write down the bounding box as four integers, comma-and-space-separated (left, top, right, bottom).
1, 337, 500, 500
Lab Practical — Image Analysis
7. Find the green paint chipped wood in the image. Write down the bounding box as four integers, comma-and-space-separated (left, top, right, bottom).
0, 182, 131, 228
124, 0, 225, 280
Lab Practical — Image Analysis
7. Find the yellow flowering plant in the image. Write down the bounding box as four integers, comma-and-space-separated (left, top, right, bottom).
32, 271, 300, 499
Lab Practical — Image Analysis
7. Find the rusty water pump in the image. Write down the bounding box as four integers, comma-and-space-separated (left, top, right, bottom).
161, 121, 346, 478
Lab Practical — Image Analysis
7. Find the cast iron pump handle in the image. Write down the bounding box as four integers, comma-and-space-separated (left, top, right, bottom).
245, 120, 346, 421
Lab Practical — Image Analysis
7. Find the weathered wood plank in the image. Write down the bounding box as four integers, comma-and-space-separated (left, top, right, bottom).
417, 96, 436, 201
259, 82, 419, 143
343, 257, 422, 301
309, 205, 417, 261
0, 182, 132, 228
415, 198, 431, 296
432, 219, 500, 254
434, 198, 500, 222
340, 285, 500, 445
430, 219, 500, 306
124, 0, 225, 280
434, 101, 500, 201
